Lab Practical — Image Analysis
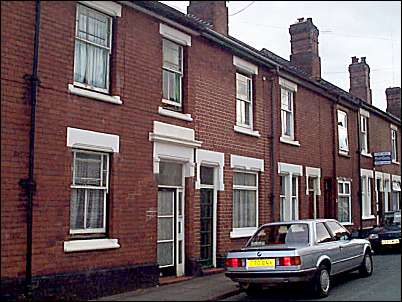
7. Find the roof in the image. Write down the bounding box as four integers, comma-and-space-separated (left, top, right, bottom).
125, 1, 400, 124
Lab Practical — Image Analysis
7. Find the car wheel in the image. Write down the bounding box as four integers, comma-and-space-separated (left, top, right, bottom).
311, 264, 330, 298
359, 251, 373, 277
241, 283, 263, 297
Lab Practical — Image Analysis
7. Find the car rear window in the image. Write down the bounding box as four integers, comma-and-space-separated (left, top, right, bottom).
247, 224, 309, 247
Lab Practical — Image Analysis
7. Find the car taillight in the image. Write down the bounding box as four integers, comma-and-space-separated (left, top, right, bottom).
225, 258, 244, 268
276, 256, 301, 266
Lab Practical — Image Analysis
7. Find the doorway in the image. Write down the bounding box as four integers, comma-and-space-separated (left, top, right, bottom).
199, 166, 217, 268
324, 178, 333, 218
156, 162, 185, 277
308, 177, 318, 219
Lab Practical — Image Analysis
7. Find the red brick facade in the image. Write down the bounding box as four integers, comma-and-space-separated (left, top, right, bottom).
1, 1, 401, 300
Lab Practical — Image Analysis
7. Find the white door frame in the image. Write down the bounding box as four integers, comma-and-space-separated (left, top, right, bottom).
199, 165, 218, 268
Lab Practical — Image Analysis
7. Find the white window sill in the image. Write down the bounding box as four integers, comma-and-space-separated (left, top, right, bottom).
338, 150, 350, 157
362, 215, 376, 220
158, 107, 193, 122
64, 238, 120, 253
68, 84, 122, 105
230, 227, 257, 238
392, 160, 400, 165
233, 125, 260, 137
361, 152, 372, 158
340, 222, 354, 226
280, 136, 300, 147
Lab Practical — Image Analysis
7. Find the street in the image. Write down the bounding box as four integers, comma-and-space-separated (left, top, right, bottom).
221, 252, 401, 301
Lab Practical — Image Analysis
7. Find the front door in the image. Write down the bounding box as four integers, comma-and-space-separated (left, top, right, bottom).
200, 188, 214, 267
157, 188, 185, 276
376, 179, 384, 225
324, 178, 333, 218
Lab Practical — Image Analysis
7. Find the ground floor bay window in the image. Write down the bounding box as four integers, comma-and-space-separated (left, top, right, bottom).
337, 180, 352, 224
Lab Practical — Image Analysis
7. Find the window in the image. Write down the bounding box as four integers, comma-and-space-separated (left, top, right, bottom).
337, 180, 351, 223
337, 110, 349, 153
391, 129, 398, 162
325, 221, 350, 241
316, 223, 333, 244
360, 115, 369, 154
392, 181, 401, 211
236, 73, 253, 128
233, 172, 257, 229
361, 176, 372, 218
281, 88, 294, 139
248, 224, 309, 247
70, 150, 109, 234
162, 39, 183, 109
280, 175, 299, 221
74, 4, 112, 92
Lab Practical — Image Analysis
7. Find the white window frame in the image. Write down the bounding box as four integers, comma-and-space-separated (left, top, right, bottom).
279, 174, 299, 221
162, 39, 184, 108
235, 72, 253, 129
70, 149, 109, 234
231, 171, 258, 238
391, 129, 398, 162
280, 87, 295, 140
337, 180, 352, 224
73, 3, 113, 93
337, 110, 349, 153
361, 175, 373, 219
360, 115, 369, 154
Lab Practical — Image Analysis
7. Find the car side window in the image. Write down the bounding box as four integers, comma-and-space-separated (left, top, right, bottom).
326, 221, 351, 241
316, 223, 333, 244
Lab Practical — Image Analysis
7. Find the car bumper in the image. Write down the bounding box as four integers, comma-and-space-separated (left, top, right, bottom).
370, 238, 401, 252
225, 268, 317, 284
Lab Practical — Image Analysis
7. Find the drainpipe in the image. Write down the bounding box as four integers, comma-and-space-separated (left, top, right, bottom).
331, 97, 338, 219
268, 67, 280, 222
356, 100, 363, 237
19, 0, 41, 298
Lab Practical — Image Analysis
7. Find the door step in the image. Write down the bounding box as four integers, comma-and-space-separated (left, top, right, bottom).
202, 267, 225, 276
159, 275, 193, 286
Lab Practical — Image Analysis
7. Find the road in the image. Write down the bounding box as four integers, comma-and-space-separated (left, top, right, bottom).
221, 252, 401, 301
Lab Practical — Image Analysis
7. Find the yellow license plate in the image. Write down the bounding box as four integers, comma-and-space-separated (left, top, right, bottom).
381, 239, 399, 245
247, 259, 275, 268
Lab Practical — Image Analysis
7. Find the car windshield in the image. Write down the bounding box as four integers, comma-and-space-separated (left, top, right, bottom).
247, 223, 309, 247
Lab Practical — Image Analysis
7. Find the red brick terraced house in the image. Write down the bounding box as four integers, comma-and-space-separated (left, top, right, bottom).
1, 1, 401, 300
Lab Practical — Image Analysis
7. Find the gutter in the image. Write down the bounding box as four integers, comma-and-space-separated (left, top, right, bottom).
19, 0, 41, 298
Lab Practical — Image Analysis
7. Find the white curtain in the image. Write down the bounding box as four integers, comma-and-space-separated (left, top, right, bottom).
233, 190, 256, 228
86, 189, 103, 229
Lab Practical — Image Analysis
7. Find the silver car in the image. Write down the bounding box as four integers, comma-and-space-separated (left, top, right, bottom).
225, 219, 373, 298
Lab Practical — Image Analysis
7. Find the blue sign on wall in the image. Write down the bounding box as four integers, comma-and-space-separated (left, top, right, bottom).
373, 151, 392, 165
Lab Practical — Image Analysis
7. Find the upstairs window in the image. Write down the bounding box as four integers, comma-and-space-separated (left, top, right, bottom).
391, 129, 398, 162
337, 110, 349, 153
236, 73, 253, 128
281, 88, 294, 139
360, 115, 369, 154
74, 4, 112, 92
70, 150, 109, 234
162, 39, 183, 110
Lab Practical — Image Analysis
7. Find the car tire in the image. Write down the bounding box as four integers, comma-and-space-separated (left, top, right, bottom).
359, 251, 373, 277
242, 283, 263, 297
311, 264, 331, 298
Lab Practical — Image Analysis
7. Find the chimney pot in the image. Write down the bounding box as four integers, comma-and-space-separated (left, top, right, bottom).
361, 57, 366, 63
352, 56, 358, 63
297, 17, 304, 22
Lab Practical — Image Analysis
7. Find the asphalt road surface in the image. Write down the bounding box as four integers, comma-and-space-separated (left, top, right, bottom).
221, 252, 401, 301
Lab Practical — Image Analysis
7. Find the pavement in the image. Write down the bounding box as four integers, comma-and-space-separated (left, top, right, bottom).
96, 272, 241, 301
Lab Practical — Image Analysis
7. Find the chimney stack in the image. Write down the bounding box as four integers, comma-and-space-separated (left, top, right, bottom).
289, 17, 321, 80
348, 56, 372, 104
386, 87, 401, 119
187, 1, 228, 36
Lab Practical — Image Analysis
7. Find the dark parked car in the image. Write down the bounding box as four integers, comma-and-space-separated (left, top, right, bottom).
366, 210, 401, 253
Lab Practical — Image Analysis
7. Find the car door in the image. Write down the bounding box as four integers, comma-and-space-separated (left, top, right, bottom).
315, 222, 343, 275
325, 221, 362, 271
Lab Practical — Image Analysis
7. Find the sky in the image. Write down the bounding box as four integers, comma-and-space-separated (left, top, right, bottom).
160, 1, 401, 111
